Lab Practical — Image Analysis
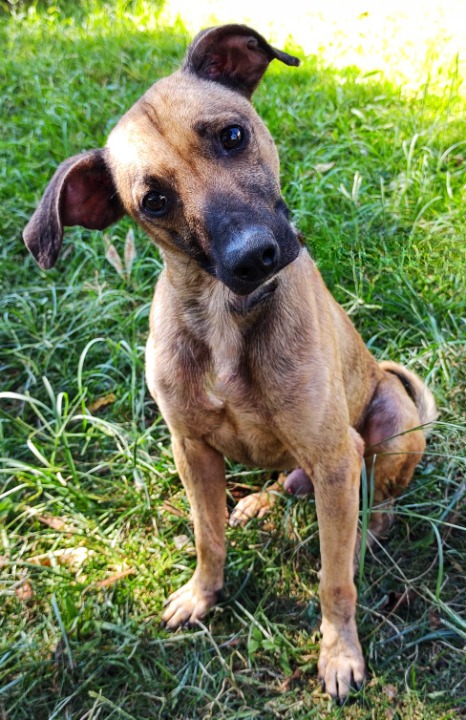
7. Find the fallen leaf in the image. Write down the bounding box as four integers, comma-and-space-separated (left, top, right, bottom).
262, 520, 277, 533
278, 668, 301, 692
61, 245, 73, 261
87, 392, 116, 413
161, 501, 187, 518
104, 235, 124, 276
383, 684, 398, 702
56, 472, 68, 486
173, 535, 196, 555
96, 568, 136, 588
15, 580, 34, 602
299, 654, 315, 663
124, 227, 136, 276
36, 515, 67, 531
173, 534, 193, 551
314, 162, 335, 174
29, 547, 92, 569
450, 558, 465, 574
220, 637, 240, 648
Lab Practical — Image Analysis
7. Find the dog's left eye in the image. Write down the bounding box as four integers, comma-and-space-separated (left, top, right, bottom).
142, 191, 168, 216
220, 125, 244, 151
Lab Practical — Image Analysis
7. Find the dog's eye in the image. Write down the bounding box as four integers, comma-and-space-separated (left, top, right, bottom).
220, 125, 244, 151
142, 191, 168, 215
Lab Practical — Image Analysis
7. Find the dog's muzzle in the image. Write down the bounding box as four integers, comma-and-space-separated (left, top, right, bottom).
226, 228, 279, 286
216, 227, 282, 295
206, 194, 301, 296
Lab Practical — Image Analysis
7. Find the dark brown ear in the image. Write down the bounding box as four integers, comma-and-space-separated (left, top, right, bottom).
183, 24, 300, 97
23, 149, 124, 269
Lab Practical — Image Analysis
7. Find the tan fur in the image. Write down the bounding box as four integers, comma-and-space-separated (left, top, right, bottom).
23, 26, 437, 702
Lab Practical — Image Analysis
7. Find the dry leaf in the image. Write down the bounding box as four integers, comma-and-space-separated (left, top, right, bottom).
173, 535, 191, 551
25, 506, 75, 532
450, 558, 464, 574
36, 514, 67, 531
299, 654, 315, 663
220, 637, 240, 648
88, 392, 116, 413
104, 234, 124, 276
278, 668, 301, 692
161, 501, 187, 519
96, 568, 136, 588
62, 245, 73, 261
124, 227, 136, 276
314, 162, 335, 174
428, 609, 441, 629
56, 472, 68, 486
15, 580, 34, 602
30, 547, 91, 569
383, 684, 398, 702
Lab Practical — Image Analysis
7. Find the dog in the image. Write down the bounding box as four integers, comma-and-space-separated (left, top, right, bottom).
23, 24, 437, 702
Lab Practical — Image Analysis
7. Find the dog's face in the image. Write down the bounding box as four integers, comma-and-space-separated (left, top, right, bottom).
24, 25, 301, 297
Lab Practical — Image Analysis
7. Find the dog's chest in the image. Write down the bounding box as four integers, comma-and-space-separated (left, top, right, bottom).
208, 320, 242, 390
203, 384, 292, 468
200, 309, 292, 469
196, 285, 244, 396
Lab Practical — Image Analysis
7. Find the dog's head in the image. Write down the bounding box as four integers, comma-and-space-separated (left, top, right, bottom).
23, 25, 301, 296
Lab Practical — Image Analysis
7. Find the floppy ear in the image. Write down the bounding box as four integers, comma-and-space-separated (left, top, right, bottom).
23, 149, 125, 269
183, 24, 300, 98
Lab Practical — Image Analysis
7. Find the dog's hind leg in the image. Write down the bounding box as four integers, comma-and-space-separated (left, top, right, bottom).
228, 468, 314, 527
359, 362, 437, 547
162, 436, 226, 629
228, 475, 284, 527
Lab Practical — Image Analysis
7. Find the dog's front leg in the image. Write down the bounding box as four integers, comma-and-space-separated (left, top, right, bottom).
162, 435, 226, 630
308, 428, 366, 702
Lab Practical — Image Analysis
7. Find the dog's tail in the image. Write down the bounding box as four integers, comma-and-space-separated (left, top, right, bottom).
379, 360, 438, 437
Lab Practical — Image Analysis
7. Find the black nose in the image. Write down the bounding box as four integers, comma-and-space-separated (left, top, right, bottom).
226, 230, 280, 285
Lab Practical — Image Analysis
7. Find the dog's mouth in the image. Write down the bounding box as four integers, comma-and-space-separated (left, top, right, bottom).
192, 244, 283, 300
189, 248, 280, 310
193, 251, 280, 312
228, 277, 279, 314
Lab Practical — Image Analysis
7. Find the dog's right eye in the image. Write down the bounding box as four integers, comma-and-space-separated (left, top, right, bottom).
220, 125, 244, 151
142, 191, 168, 215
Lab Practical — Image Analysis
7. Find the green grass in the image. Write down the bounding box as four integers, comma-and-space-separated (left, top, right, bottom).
1, 1, 465, 718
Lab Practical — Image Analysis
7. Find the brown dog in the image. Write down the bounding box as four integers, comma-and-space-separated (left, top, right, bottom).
23, 25, 436, 702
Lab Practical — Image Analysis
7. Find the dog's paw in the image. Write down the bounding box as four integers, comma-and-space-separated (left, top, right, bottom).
229, 491, 276, 527
317, 636, 366, 704
161, 579, 220, 630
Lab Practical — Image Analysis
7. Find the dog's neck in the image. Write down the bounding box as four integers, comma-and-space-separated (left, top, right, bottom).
161, 248, 277, 383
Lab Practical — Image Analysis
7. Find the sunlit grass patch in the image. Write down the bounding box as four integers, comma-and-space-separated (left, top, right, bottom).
161, 0, 466, 90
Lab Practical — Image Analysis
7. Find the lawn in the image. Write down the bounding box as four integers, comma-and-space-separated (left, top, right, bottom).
0, 1, 465, 718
